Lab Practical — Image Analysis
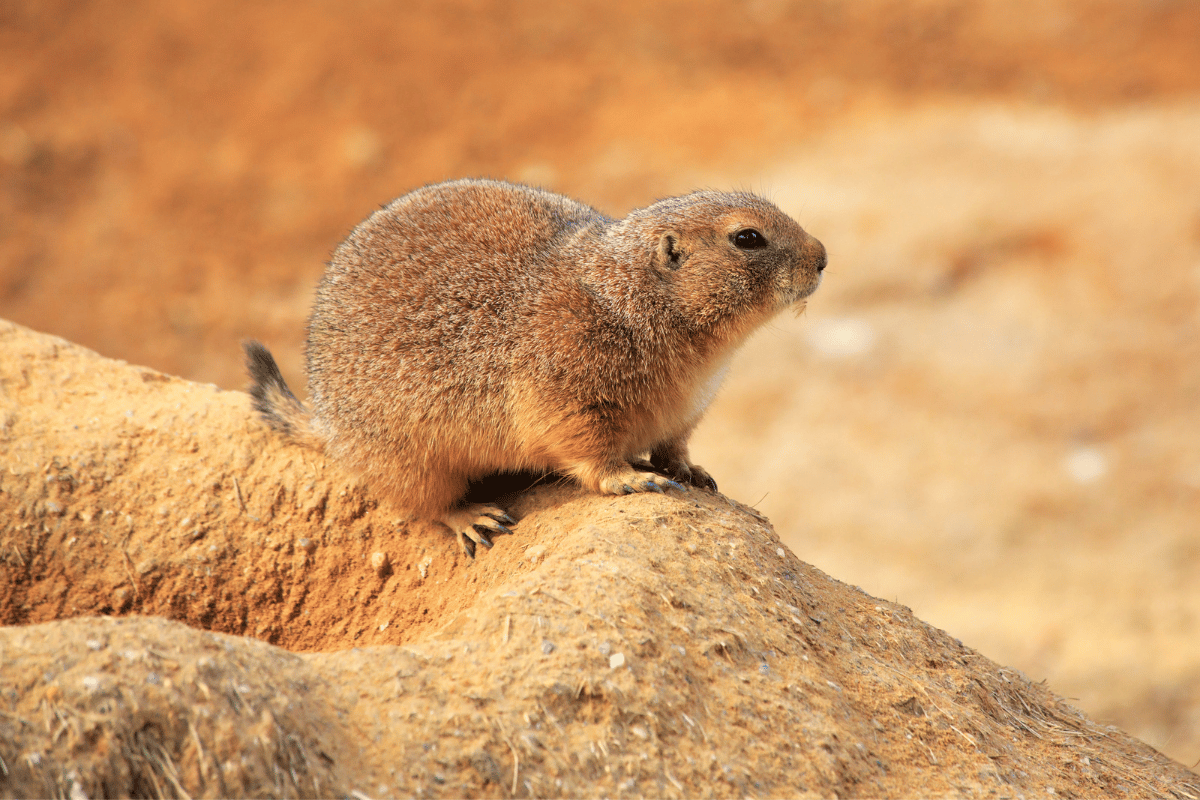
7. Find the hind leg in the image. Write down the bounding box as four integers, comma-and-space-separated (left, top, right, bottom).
368, 460, 517, 557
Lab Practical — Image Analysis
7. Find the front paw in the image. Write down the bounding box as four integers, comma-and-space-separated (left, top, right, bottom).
597, 466, 686, 496
649, 456, 718, 492
686, 463, 718, 492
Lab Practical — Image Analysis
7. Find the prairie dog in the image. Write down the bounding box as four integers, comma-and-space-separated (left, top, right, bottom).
245, 179, 826, 555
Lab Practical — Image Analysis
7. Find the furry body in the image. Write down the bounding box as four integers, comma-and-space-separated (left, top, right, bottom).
246, 179, 826, 553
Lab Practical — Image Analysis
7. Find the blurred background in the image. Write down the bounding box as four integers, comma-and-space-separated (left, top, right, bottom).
2, 0, 1198, 768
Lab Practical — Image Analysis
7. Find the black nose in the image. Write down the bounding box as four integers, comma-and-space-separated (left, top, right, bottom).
814, 240, 827, 272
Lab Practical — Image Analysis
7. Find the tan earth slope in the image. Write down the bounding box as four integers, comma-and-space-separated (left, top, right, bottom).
1, 318, 1197, 798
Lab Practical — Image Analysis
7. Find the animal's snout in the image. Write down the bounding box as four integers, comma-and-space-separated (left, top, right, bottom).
810, 237, 828, 272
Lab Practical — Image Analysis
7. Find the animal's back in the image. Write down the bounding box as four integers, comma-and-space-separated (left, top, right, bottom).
305, 180, 607, 512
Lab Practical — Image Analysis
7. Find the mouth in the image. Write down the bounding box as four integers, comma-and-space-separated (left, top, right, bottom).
784, 271, 822, 305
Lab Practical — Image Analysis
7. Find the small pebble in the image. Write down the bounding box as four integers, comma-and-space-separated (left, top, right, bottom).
370, 551, 389, 575
541, 640, 556, 655
297, 538, 316, 554
609, 652, 626, 669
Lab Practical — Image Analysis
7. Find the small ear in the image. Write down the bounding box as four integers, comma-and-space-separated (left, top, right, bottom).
653, 231, 684, 272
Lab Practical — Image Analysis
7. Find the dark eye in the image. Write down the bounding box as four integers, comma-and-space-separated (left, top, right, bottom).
732, 228, 767, 250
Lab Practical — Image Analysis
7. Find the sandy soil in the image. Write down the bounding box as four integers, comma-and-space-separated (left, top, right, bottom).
2, 0, 1199, 770
3, 320, 1197, 797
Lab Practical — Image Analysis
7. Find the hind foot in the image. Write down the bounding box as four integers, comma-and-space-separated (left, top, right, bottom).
441, 503, 516, 558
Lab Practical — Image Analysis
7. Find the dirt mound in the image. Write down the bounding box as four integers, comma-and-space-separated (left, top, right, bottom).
2, 321, 1196, 797
5, 0, 1200, 767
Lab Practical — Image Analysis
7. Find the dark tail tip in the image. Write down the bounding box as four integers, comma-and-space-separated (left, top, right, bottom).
243, 340, 300, 423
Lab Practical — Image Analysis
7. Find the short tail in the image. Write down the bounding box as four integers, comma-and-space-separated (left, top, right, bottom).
242, 340, 323, 450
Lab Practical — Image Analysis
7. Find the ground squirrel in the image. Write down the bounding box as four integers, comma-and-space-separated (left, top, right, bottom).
245, 179, 825, 555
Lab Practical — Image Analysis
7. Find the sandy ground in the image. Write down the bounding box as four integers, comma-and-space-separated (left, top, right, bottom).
2, 0, 1199, 768
3, 320, 1197, 797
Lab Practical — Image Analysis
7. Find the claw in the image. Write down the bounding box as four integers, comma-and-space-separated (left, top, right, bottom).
663, 479, 686, 492
472, 526, 495, 548
704, 476, 718, 492
478, 506, 515, 525
642, 480, 664, 493
461, 535, 477, 559
621, 484, 635, 494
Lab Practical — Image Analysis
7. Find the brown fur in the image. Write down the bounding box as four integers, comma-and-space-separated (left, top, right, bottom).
245, 179, 825, 554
